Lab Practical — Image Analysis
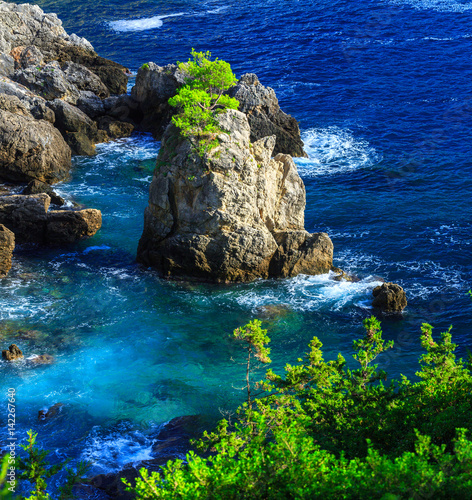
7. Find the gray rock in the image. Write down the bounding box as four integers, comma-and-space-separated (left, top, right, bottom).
0, 193, 50, 244
62, 62, 109, 98
0, 95, 71, 184
10, 45, 45, 69
137, 109, 332, 282
0, 224, 14, 277
131, 62, 185, 138
372, 282, 408, 313
47, 99, 98, 155
0, 53, 14, 77
228, 74, 307, 157
14, 61, 81, 104
76, 91, 105, 119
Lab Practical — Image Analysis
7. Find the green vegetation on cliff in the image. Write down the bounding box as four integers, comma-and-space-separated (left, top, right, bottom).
168, 49, 239, 158
126, 316, 472, 499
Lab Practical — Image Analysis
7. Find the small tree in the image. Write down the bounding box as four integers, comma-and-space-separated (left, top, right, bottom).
168, 49, 239, 159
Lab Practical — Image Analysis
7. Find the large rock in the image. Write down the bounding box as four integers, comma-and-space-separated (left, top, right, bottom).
0, 193, 50, 244
2, 344, 23, 361
47, 99, 99, 155
45, 209, 102, 245
22, 180, 65, 206
0, 194, 101, 245
0, 224, 14, 277
0, 94, 71, 183
372, 282, 407, 313
14, 61, 81, 104
137, 109, 332, 282
61, 62, 109, 98
228, 74, 307, 157
131, 62, 184, 138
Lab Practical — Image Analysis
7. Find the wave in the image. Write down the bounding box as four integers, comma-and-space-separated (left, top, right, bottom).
295, 127, 380, 177
109, 13, 185, 33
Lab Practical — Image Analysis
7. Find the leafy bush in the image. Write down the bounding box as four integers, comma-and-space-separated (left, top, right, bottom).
125, 317, 472, 499
168, 49, 239, 159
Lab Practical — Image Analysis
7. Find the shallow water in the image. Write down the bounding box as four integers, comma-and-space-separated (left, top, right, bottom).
2, 0, 471, 477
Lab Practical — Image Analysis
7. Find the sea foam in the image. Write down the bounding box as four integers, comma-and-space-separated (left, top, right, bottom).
109, 13, 185, 32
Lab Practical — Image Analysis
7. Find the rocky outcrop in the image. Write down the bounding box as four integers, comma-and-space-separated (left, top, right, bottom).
0, 224, 14, 277
130, 64, 306, 158
228, 74, 307, 157
46, 209, 102, 245
2, 344, 23, 361
0, 194, 101, 245
0, 94, 71, 184
131, 63, 184, 138
22, 180, 65, 206
47, 99, 99, 155
372, 282, 407, 313
137, 109, 332, 282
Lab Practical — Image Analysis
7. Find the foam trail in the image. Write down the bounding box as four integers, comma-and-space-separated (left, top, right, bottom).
109, 13, 185, 32
295, 127, 379, 177
388, 0, 472, 12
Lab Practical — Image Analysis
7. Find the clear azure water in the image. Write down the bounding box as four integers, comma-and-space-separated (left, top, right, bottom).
1, 0, 471, 478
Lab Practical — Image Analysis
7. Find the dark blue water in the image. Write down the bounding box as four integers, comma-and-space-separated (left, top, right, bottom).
2, 0, 471, 478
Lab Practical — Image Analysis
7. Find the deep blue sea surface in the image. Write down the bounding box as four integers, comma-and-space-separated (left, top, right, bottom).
1, 0, 471, 479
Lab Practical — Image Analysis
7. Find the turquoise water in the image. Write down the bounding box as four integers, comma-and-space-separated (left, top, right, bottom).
2, 0, 472, 479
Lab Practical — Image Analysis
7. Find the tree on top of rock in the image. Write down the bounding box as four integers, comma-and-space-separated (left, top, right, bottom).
168, 49, 239, 159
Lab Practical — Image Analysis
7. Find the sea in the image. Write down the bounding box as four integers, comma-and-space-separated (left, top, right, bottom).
1, 0, 471, 486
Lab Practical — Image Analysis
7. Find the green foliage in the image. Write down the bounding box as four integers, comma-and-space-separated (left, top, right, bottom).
141, 63, 150, 70
168, 49, 239, 159
0, 455, 14, 499
16, 430, 90, 500
125, 317, 472, 499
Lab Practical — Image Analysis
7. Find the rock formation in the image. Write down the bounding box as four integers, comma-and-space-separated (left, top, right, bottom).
372, 282, 407, 313
227, 73, 307, 158
137, 109, 332, 282
0, 194, 101, 245
130, 64, 306, 157
0, 224, 14, 277
2, 344, 23, 361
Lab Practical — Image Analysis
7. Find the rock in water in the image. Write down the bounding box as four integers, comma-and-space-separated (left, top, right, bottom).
137, 109, 333, 282
45, 209, 102, 245
0, 224, 14, 277
2, 344, 23, 361
228, 73, 307, 158
372, 282, 407, 313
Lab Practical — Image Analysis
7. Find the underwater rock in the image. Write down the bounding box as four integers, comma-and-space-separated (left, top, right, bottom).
38, 402, 63, 420
2, 343, 23, 361
29, 354, 55, 365
372, 282, 407, 313
137, 110, 333, 282
0, 224, 14, 277
228, 73, 307, 157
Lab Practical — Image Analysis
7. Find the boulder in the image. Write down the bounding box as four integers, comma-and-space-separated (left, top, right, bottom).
97, 116, 134, 139
45, 209, 102, 245
0, 94, 70, 184
76, 91, 105, 119
0, 193, 50, 244
62, 62, 109, 98
0, 224, 14, 277
14, 61, 81, 104
2, 344, 23, 361
10, 45, 44, 69
47, 99, 99, 155
137, 109, 332, 282
228, 74, 307, 157
131, 62, 185, 138
22, 180, 65, 206
372, 282, 407, 313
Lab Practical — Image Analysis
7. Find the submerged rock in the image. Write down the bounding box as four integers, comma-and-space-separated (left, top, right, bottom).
29, 354, 55, 366
228, 73, 307, 157
372, 282, 407, 313
137, 109, 332, 282
2, 343, 23, 361
0, 224, 14, 277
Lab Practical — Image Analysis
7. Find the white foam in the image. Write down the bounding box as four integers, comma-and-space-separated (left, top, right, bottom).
295, 127, 380, 177
109, 13, 185, 32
